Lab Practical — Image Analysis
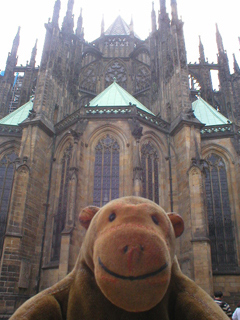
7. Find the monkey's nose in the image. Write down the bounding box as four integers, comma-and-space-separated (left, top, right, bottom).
123, 244, 144, 254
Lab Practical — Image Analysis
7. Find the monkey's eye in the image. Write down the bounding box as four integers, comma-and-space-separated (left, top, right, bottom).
109, 212, 116, 222
151, 215, 159, 225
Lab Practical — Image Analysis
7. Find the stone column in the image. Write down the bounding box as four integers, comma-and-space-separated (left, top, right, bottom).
128, 118, 143, 196
58, 120, 87, 280
188, 163, 213, 295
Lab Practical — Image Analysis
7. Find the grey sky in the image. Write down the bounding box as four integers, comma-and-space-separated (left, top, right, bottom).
0, 0, 239, 72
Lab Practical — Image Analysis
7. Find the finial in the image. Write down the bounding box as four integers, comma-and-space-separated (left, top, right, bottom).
151, 2, 157, 33
76, 7, 84, 38
160, 0, 166, 14
233, 53, 240, 74
216, 23, 224, 53
52, 0, 61, 26
101, 14, 105, 36
130, 15, 134, 34
171, 0, 178, 22
199, 35, 205, 63
62, 0, 74, 33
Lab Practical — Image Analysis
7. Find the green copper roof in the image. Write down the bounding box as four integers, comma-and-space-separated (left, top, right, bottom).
0, 99, 33, 126
192, 96, 231, 125
87, 81, 155, 115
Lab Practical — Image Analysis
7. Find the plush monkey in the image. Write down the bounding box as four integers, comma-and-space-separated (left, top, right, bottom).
10, 197, 228, 319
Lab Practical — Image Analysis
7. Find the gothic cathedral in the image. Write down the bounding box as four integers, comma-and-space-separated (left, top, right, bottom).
0, 0, 240, 317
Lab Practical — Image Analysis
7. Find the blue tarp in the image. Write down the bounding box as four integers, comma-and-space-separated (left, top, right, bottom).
13, 73, 18, 87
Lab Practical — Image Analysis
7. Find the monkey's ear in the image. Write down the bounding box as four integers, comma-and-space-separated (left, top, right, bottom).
167, 213, 184, 238
79, 206, 100, 229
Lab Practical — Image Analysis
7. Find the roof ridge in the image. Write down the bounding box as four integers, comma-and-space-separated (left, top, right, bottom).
0, 99, 33, 125
114, 82, 131, 104
192, 96, 231, 126
87, 81, 155, 115
199, 97, 230, 123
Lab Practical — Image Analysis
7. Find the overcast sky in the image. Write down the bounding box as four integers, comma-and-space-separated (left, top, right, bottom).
0, 0, 239, 72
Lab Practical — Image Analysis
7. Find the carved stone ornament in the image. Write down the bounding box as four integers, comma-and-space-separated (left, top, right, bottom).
184, 108, 196, 120
70, 119, 88, 142
28, 109, 37, 120
128, 118, 143, 140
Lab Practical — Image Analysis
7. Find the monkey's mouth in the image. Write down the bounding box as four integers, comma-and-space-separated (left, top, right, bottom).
98, 257, 168, 281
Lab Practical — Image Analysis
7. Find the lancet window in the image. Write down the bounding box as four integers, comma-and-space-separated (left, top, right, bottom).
0, 152, 17, 256
93, 135, 120, 207
203, 153, 237, 271
141, 142, 159, 204
51, 145, 72, 261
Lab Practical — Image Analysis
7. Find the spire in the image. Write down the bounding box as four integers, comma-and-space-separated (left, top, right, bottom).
76, 8, 84, 38
216, 24, 224, 53
151, 2, 157, 33
5, 27, 20, 78
11, 27, 20, 57
30, 40, 38, 67
52, 0, 61, 26
199, 36, 205, 64
160, 0, 166, 14
171, 0, 178, 22
101, 14, 105, 36
62, 0, 74, 34
233, 54, 240, 74
130, 16, 134, 35
67, 0, 74, 13
159, 0, 169, 27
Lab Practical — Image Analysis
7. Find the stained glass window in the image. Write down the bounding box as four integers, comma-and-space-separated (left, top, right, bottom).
0, 152, 17, 256
203, 153, 237, 271
141, 142, 159, 204
93, 135, 120, 206
51, 145, 72, 261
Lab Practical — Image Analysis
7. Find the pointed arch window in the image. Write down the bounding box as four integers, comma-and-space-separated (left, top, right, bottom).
141, 142, 159, 204
0, 152, 17, 256
51, 145, 72, 261
93, 135, 120, 207
203, 153, 237, 271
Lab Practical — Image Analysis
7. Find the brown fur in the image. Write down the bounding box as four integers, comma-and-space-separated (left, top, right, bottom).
10, 197, 228, 319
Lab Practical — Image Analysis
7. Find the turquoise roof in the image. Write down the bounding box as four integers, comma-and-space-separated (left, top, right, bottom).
192, 96, 231, 125
0, 99, 33, 126
87, 81, 155, 115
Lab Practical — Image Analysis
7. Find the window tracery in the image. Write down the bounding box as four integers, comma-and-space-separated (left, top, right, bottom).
79, 63, 97, 93
105, 61, 127, 89
0, 152, 17, 256
135, 66, 150, 93
141, 142, 159, 204
51, 144, 72, 261
93, 135, 120, 207
189, 74, 201, 91
203, 153, 237, 271
104, 37, 128, 47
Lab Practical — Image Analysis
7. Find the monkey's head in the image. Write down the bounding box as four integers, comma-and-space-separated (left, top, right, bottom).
79, 197, 184, 312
